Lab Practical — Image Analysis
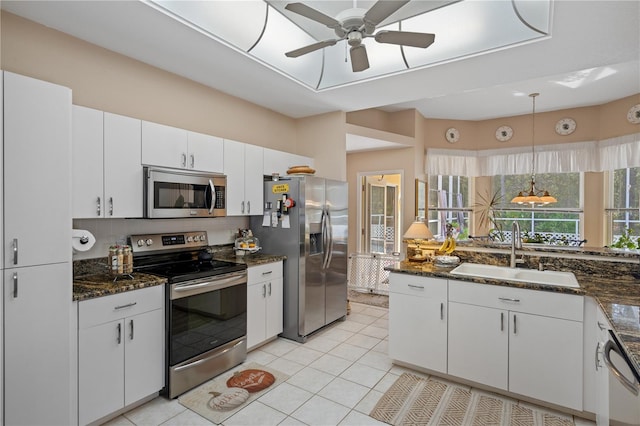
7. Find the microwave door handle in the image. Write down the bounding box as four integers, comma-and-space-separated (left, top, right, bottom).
208, 179, 215, 214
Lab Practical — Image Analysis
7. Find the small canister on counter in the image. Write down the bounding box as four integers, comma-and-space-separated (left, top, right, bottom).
123, 246, 133, 274
109, 246, 119, 274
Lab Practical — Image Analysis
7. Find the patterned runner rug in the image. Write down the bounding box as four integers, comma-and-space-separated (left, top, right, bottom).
178, 362, 289, 424
370, 373, 575, 426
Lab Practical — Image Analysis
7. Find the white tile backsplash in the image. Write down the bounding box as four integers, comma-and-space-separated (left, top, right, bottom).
72, 216, 249, 260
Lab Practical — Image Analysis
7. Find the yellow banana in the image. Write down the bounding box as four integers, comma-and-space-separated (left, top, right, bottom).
439, 238, 450, 252
446, 237, 456, 254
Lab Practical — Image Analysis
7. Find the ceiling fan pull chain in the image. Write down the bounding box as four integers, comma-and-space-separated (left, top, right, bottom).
344, 42, 348, 63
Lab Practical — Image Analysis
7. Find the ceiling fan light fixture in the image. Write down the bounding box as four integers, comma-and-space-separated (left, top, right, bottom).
283, 0, 435, 73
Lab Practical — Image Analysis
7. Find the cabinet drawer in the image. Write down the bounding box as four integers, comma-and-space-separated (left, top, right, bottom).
79, 285, 164, 329
389, 273, 447, 299
449, 280, 583, 321
248, 261, 283, 284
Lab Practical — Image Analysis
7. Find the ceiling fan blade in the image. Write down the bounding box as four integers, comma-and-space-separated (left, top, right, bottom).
350, 45, 370, 72
285, 39, 338, 58
374, 30, 435, 48
364, 0, 410, 27
285, 3, 340, 28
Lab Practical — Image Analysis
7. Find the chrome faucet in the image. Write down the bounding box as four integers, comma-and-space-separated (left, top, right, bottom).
510, 221, 524, 268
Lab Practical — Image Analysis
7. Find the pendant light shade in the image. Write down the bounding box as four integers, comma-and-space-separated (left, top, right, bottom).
512, 93, 557, 206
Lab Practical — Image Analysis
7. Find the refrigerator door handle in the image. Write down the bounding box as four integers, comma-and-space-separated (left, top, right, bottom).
321, 208, 330, 269
325, 209, 334, 268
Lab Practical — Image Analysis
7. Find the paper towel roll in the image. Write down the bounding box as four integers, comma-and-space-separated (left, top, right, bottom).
72, 229, 96, 252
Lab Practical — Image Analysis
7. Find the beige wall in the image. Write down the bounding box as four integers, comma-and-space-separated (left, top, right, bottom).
3, 10, 639, 250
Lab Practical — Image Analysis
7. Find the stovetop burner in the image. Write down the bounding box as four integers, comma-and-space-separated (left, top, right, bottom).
129, 231, 246, 283
139, 258, 246, 283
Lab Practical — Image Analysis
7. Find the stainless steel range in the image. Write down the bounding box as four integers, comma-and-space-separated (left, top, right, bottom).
130, 231, 247, 399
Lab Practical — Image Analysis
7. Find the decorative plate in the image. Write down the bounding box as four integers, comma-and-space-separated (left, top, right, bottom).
495, 125, 513, 142
555, 118, 576, 135
627, 103, 640, 124
445, 127, 460, 144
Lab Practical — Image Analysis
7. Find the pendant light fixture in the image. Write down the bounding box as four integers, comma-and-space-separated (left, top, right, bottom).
511, 93, 557, 206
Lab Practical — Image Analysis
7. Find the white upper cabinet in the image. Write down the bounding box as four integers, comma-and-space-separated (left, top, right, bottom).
263, 148, 314, 177
187, 131, 224, 173
224, 139, 264, 216
3, 71, 71, 267
72, 107, 142, 219
141, 121, 223, 173
104, 113, 143, 218
141, 121, 187, 169
72, 106, 104, 218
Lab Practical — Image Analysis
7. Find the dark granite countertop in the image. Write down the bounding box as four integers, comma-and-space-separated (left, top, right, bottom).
386, 261, 640, 378
211, 251, 286, 266
72, 251, 285, 301
73, 273, 167, 302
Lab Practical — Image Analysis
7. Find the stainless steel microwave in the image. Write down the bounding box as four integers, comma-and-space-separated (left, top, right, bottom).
143, 167, 226, 218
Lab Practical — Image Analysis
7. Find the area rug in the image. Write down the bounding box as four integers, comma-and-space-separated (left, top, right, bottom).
370, 373, 575, 426
178, 362, 289, 424
348, 289, 389, 308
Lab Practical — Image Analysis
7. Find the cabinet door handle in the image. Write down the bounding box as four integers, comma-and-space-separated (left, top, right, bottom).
117, 323, 122, 344
190, 154, 195, 169
262, 271, 273, 276
109, 197, 114, 216
501, 312, 504, 331
13, 273, 18, 298
97, 196, 101, 216
114, 302, 137, 310
262, 284, 266, 298
513, 314, 517, 334
597, 321, 608, 331
130, 319, 134, 340
595, 342, 603, 370
247, 201, 251, 214
499, 297, 520, 303
440, 302, 444, 320
241, 201, 245, 214
181, 153, 187, 168
408, 284, 424, 290
12, 238, 18, 265
268, 282, 272, 296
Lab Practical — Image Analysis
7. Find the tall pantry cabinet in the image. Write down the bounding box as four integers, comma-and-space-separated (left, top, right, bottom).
2, 72, 74, 425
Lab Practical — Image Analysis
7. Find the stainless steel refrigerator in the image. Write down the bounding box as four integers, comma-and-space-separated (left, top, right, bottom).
250, 176, 348, 342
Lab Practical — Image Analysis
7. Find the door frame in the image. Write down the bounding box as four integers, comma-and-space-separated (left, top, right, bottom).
356, 170, 404, 253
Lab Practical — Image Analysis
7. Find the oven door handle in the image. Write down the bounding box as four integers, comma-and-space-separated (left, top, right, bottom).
604, 339, 640, 396
173, 340, 245, 373
172, 272, 247, 297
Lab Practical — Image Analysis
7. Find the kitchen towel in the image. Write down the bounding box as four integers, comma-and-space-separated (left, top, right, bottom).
72, 229, 96, 252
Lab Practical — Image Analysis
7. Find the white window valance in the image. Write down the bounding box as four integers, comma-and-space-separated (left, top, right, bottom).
426, 133, 640, 176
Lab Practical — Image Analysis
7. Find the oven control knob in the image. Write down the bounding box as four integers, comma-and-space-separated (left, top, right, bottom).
136, 239, 145, 247
199, 235, 206, 241
187, 236, 194, 242
145, 238, 153, 246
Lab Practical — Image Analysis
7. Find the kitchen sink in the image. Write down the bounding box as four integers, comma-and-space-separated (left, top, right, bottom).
449, 263, 580, 288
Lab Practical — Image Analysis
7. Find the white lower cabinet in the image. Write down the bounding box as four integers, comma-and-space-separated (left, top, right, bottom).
448, 279, 584, 411
247, 261, 283, 350
388, 273, 447, 373
448, 302, 508, 389
78, 286, 164, 425
3, 263, 73, 426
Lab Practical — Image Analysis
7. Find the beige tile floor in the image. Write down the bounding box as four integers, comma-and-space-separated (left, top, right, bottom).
103, 302, 596, 426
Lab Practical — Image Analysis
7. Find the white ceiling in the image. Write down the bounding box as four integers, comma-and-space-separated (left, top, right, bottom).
2, 0, 639, 123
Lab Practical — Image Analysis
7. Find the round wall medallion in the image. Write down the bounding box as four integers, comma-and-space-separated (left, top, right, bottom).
445, 127, 460, 143
495, 125, 513, 142
627, 104, 640, 124
555, 117, 576, 136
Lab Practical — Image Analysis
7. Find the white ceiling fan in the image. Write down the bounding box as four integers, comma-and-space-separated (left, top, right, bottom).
284, 0, 436, 72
